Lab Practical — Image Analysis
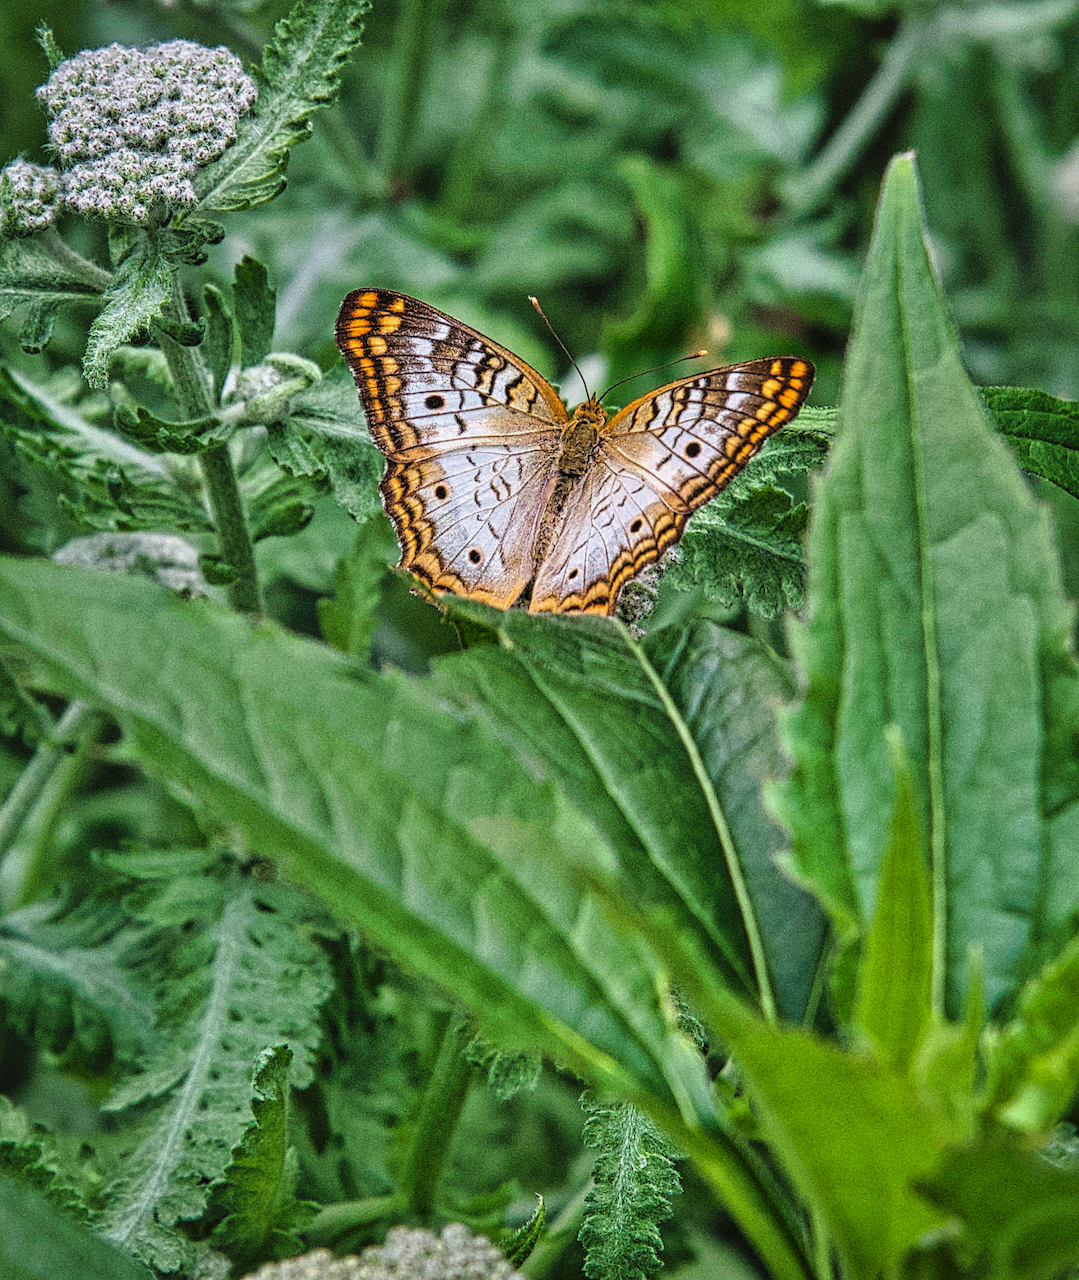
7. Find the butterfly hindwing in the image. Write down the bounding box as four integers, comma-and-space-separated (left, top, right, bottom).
531, 358, 814, 615
335, 288, 566, 606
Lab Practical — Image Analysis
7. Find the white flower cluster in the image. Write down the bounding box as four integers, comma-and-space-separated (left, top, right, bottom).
0, 158, 61, 236
244, 1226, 523, 1280
36, 40, 257, 223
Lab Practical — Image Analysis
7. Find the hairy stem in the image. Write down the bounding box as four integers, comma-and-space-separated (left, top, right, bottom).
0, 701, 96, 870
159, 283, 262, 614
784, 20, 930, 218
397, 1012, 476, 1219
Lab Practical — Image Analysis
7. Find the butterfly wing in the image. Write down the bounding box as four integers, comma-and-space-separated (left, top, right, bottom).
530, 357, 814, 614
336, 289, 567, 607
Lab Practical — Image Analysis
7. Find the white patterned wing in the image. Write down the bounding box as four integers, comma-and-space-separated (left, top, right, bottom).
530, 357, 814, 614
382, 443, 556, 608
335, 288, 567, 606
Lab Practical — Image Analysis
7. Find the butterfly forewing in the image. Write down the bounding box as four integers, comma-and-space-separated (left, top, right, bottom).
530, 358, 814, 614
335, 288, 566, 607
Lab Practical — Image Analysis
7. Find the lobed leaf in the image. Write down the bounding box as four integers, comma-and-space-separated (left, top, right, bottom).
579, 1097, 681, 1280
981, 385, 1079, 501
84, 234, 173, 390
233, 256, 276, 367
195, 0, 370, 213
0, 230, 109, 356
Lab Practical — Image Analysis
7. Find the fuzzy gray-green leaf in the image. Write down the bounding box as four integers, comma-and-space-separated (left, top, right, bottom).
84, 235, 173, 390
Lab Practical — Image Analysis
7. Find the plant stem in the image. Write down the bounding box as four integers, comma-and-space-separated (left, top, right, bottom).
159, 282, 262, 614
377, 0, 446, 187
304, 1193, 406, 1247
397, 1012, 476, 1220
520, 1182, 591, 1280
0, 701, 96, 867
783, 20, 931, 218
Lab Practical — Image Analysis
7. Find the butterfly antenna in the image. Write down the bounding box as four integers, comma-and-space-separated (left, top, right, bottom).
529, 295, 592, 403
599, 350, 709, 405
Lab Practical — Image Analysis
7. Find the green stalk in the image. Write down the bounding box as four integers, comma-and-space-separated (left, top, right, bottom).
158, 283, 262, 614
0, 701, 97, 869
784, 20, 931, 218
397, 1012, 476, 1220
377, 0, 446, 186
304, 1193, 405, 1247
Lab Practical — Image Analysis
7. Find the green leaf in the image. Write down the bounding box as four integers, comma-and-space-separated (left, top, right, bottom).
195, 0, 370, 213
435, 604, 826, 1022
211, 1046, 317, 1269
0, 560, 694, 1111
0, 1173, 153, 1280
0, 1097, 89, 1219
604, 908, 949, 1280
317, 516, 397, 662
84, 234, 173, 390
920, 1145, 1079, 1280
269, 368, 384, 522
671, 485, 809, 618
0, 655, 50, 745
0, 895, 158, 1071
243, 463, 319, 542
98, 866, 333, 1271
774, 153, 1079, 1013
110, 393, 228, 456
579, 1097, 681, 1280
0, 561, 813, 1280
981, 930, 1079, 1134
0, 231, 109, 355
852, 727, 933, 1074
0, 367, 211, 535
233, 257, 276, 367
981, 385, 1079, 501
501, 1195, 544, 1267
201, 284, 237, 400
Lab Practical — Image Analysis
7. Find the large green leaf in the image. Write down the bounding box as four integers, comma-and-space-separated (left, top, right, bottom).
775, 153, 1079, 1014
0, 559, 812, 1280
0, 558, 681, 1108
981, 385, 1079, 502
435, 603, 826, 1023
0, 1174, 153, 1280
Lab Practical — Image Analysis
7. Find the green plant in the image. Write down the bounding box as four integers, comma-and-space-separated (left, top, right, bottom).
3, 4, 1079, 1280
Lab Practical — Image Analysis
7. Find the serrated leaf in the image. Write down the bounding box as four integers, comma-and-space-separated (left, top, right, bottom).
0, 896, 159, 1070
233, 257, 276, 366
774, 154, 1079, 1013
435, 603, 826, 1023
672, 485, 809, 618
580, 1098, 681, 1280
195, 0, 370, 213
981, 386, 1079, 500
0, 561, 813, 1280
0, 1173, 153, 1280
99, 872, 333, 1271
852, 728, 933, 1074
84, 234, 174, 390
0, 367, 211, 535
501, 1195, 544, 1267
0, 1097, 90, 1218
0, 230, 109, 354
111, 395, 228, 455
211, 1046, 316, 1268
269, 368, 384, 521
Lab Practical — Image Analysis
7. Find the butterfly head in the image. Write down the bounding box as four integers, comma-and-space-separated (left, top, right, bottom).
558, 398, 606, 476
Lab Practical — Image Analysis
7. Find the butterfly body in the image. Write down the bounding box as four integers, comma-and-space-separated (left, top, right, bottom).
336, 288, 813, 616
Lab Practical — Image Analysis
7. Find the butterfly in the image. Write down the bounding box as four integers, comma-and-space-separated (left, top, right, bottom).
335, 289, 814, 616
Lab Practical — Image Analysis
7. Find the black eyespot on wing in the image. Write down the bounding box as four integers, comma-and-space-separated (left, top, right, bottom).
630, 519, 642, 533
468, 548, 483, 564
685, 441, 701, 458
434, 484, 448, 500
568, 567, 579, 579
425, 394, 445, 410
